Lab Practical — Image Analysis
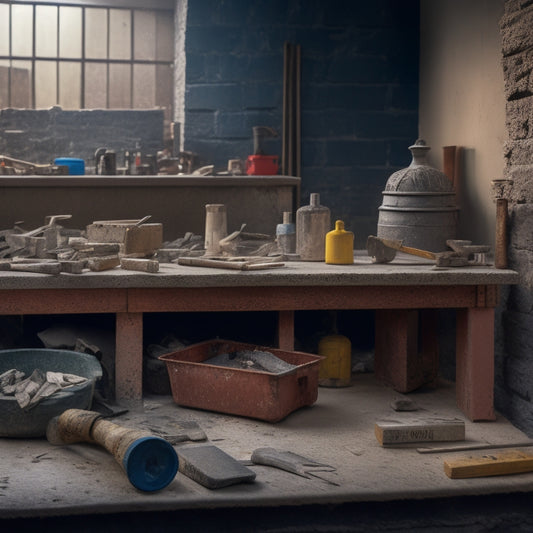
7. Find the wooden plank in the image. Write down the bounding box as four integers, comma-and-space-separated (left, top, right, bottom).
444, 450, 533, 479
375, 418, 465, 445
128, 285, 479, 313
0, 288, 128, 314
115, 312, 143, 402
456, 307, 495, 421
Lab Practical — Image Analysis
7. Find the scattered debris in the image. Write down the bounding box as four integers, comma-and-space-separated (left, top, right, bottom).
205, 349, 297, 374
219, 224, 278, 257
0, 367, 88, 409
156, 232, 205, 263
391, 397, 419, 412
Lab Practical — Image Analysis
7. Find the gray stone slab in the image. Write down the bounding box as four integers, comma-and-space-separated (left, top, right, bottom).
1, 375, 532, 520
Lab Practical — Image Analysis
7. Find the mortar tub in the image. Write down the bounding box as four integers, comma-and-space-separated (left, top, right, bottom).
159, 340, 324, 422
0, 349, 103, 438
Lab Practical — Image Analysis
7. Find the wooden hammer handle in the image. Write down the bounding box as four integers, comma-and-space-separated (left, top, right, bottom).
397, 245, 436, 261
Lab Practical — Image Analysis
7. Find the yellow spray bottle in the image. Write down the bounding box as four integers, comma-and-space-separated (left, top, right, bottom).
325, 220, 354, 264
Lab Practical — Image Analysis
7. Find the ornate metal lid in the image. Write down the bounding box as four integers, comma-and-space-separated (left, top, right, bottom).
384, 139, 454, 193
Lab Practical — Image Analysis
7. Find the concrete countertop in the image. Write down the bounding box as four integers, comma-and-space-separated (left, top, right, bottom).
0, 253, 519, 291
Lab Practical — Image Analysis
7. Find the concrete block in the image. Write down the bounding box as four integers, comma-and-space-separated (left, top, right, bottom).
124, 224, 163, 256
59, 260, 86, 274
87, 255, 120, 272
120, 258, 159, 273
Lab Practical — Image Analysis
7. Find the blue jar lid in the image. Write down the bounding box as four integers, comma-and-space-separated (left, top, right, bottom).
54, 157, 85, 175
122, 436, 179, 492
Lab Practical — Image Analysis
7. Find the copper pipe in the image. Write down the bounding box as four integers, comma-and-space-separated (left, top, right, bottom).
495, 197, 508, 269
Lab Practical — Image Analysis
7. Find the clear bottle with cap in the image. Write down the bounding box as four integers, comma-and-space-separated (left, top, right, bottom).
296, 193, 330, 261
276, 211, 296, 254
325, 220, 354, 264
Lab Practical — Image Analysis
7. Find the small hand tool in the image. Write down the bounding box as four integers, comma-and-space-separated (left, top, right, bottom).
251, 447, 338, 485
366, 235, 468, 267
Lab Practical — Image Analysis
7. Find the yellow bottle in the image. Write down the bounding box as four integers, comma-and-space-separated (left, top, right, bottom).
325, 220, 354, 264
318, 334, 352, 387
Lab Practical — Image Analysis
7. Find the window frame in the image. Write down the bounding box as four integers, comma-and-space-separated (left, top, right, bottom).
0, 0, 174, 113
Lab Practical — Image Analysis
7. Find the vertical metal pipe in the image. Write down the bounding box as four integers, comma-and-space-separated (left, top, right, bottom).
282, 42, 290, 176
295, 44, 301, 178
495, 198, 508, 269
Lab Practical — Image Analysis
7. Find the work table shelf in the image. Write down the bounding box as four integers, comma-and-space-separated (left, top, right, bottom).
0, 253, 519, 422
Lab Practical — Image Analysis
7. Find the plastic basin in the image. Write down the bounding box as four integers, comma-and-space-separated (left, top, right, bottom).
0, 349, 102, 438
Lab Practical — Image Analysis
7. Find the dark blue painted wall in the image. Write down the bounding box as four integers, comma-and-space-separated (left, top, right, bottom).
183, 0, 419, 245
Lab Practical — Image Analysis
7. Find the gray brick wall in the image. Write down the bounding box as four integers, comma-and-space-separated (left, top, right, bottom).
183, 0, 419, 246
496, 0, 533, 435
0, 107, 164, 169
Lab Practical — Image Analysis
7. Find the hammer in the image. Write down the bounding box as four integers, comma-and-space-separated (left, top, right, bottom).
366, 236, 468, 267
46, 409, 179, 492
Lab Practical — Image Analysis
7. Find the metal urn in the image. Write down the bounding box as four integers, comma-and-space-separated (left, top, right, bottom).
377, 139, 458, 252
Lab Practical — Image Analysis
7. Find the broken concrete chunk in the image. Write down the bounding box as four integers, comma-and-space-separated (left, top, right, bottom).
71, 242, 121, 255
87, 255, 120, 272
391, 397, 419, 412
375, 418, 465, 445
68, 236, 88, 247
120, 257, 159, 273
124, 224, 163, 256
60, 260, 86, 274
87, 220, 138, 243
10, 262, 62, 275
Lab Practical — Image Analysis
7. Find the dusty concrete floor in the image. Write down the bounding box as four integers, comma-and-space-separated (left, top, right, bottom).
2, 373, 533, 531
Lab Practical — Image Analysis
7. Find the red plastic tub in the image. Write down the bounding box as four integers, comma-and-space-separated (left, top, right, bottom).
159, 339, 323, 422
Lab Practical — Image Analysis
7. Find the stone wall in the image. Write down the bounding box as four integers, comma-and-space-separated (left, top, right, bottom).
496, 0, 533, 433
0, 107, 165, 169
182, 0, 419, 246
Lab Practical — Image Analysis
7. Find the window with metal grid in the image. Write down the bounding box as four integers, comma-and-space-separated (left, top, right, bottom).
0, 1, 174, 120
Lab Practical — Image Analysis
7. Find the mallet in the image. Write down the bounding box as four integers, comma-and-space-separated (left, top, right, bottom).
46, 409, 179, 492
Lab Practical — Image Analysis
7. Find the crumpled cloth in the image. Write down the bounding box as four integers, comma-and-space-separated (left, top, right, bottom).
0, 368, 87, 409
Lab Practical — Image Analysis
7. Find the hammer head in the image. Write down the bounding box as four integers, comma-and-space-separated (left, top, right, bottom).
366, 235, 397, 263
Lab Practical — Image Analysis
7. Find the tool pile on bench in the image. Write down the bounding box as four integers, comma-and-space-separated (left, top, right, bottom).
0, 215, 163, 275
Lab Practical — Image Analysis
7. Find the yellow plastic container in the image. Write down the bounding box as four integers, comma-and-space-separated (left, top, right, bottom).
325, 220, 354, 264
318, 334, 352, 387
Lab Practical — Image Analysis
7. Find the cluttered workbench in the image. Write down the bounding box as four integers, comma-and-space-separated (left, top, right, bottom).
0, 252, 518, 422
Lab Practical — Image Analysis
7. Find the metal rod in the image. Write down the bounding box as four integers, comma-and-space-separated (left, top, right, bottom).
295, 44, 301, 178
417, 440, 533, 454
282, 42, 290, 176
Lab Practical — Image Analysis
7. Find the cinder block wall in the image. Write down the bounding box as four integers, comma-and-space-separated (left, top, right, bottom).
183, 0, 420, 246
0, 107, 164, 168
497, 0, 533, 433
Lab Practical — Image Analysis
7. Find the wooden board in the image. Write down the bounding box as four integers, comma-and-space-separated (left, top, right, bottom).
444, 449, 533, 479
375, 418, 465, 445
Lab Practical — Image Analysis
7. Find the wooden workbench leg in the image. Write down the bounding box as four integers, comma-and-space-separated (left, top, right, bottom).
374, 309, 438, 393
456, 307, 496, 421
115, 312, 143, 402
277, 310, 295, 351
